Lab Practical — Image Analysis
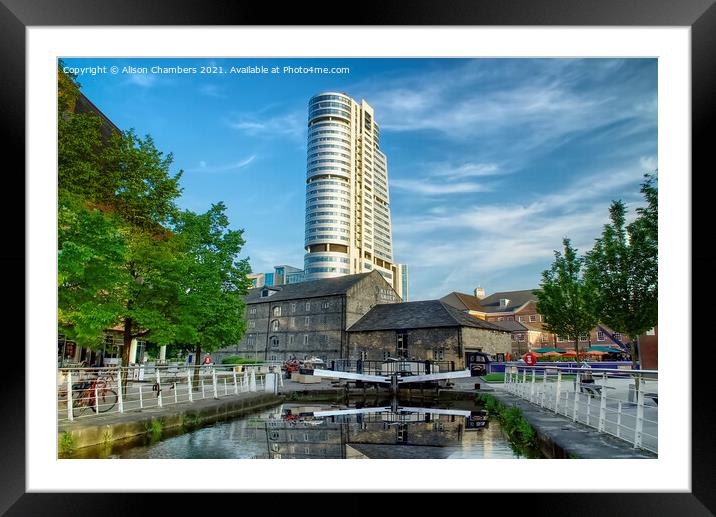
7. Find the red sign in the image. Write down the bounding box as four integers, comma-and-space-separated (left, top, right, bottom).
523, 352, 538, 366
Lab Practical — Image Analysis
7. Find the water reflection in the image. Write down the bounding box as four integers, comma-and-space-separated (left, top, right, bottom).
108, 400, 524, 459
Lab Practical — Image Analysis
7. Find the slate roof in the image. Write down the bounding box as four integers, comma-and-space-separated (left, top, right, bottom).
347, 300, 509, 333
245, 271, 378, 304
476, 289, 540, 313
490, 320, 529, 332
439, 292, 484, 312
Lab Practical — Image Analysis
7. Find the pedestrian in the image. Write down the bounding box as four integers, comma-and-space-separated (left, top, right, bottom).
203, 354, 213, 365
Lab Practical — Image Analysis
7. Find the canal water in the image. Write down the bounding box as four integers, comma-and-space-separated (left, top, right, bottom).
66, 400, 540, 459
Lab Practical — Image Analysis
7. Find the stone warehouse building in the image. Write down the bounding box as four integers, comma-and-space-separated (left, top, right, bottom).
220, 271, 399, 363
346, 300, 511, 369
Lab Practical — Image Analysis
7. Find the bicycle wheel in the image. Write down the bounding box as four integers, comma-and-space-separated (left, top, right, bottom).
72, 389, 89, 417
96, 389, 118, 413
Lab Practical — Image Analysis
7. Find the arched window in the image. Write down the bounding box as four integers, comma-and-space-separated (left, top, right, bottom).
273, 306, 282, 317
271, 320, 280, 332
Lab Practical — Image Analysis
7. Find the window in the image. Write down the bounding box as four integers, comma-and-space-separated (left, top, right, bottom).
322, 301, 330, 310
597, 331, 605, 341
383, 350, 391, 360
580, 334, 589, 341
248, 320, 256, 329
396, 333, 408, 358
288, 335, 294, 345
303, 335, 309, 345
270, 336, 279, 349
291, 303, 297, 313
518, 316, 525, 322
247, 334, 255, 346
516, 333, 525, 342
305, 316, 310, 326
541, 334, 549, 343
433, 347, 444, 360
305, 301, 311, 311
613, 333, 622, 341
271, 320, 279, 332
529, 315, 537, 322
273, 306, 281, 317
249, 307, 257, 315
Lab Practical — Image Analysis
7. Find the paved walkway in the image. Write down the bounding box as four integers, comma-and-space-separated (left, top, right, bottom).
451, 377, 656, 459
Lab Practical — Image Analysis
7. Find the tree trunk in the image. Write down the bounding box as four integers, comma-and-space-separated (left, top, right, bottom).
193, 344, 202, 390
574, 336, 580, 360
122, 318, 133, 367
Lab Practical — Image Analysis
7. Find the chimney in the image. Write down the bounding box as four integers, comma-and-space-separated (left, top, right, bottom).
499, 298, 510, 309
474, 287, 485, 300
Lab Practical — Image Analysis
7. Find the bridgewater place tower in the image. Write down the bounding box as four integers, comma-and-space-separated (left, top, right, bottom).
303, 92, 406, 299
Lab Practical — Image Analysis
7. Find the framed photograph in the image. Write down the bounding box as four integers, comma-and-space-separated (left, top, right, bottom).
4, 0, 712, 513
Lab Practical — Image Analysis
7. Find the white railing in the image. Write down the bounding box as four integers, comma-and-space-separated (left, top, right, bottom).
57, 363, 284, 423
502, 365, 658, 454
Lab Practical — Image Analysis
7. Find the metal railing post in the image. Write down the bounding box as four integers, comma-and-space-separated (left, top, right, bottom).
139, 381, 144, 409
212, 369, 219, 399
201, 376, 206, 399
541, 369, 547, 408
116, 369, 124, 413
616, 401, 622, 439
224, 377, 228, 396
94, 382, 99, 413
530, 369, 536, 402
634, 389, 645, 449
572, 389, 579, 422
173, 382, 178, 404
187, 370, 193, 402
233, 369, 238, 395
156, 369, 163, 408
67, 371, 74, 422
555, 371, 562, 414
586, 393, 591, 425
598, 372, 607, 432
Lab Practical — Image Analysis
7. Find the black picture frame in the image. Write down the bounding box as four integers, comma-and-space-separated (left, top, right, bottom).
2, 0, 712, 514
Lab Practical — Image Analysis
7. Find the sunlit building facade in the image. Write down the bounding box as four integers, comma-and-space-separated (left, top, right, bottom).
303, 92, 405, 298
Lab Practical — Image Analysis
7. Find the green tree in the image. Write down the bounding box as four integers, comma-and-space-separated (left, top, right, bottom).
58, 192, 126, 346
535, 238, 599, 358
585, 173, 658, 373
58, 66, 186, 364
172, 203, 253, 382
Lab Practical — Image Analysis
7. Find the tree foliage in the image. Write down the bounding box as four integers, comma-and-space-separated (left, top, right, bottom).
535, 238, 599, 356
585, 173, 658, 370
172, 203, 253, 367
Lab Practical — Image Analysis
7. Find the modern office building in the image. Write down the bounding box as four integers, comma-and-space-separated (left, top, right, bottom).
303, 92, 406, 299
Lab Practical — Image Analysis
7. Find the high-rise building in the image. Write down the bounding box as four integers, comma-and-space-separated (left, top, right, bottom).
303, 92, 406, 297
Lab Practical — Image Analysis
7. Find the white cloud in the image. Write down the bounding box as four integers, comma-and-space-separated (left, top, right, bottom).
199, 84, 226, 98
391, 179, 492, 195
227, 111, 305, 140
125, 74, 156, 88
187, 155, 256, 173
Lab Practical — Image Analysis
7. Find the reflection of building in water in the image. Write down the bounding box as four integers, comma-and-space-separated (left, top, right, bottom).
254, 405, 488, 459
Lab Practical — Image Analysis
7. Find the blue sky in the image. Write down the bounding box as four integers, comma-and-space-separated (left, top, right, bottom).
61, 58, 657, 301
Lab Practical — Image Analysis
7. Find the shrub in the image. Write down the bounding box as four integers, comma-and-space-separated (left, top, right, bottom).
221, 356, 264, 365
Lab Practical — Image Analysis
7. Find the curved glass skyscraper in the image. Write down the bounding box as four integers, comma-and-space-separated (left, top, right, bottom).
303, 92, 405, 298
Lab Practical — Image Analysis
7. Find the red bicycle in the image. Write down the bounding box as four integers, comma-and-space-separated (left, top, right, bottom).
71, 377, 118, 416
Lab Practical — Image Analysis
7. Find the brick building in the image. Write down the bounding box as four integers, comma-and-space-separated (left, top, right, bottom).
346, 300, 511, 368
441, 289, 657, 360
217, 270, 399, 363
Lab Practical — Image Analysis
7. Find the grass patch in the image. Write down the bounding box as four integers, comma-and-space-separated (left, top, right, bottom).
58, 432, 74, 456
144, 418, 164, 442
475, 393, 541, 458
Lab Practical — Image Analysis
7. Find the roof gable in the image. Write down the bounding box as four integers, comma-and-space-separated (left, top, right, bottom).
348, 300, 509, 333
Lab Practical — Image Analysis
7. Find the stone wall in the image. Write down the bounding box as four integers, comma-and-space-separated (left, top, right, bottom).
461, 327, 512, 357
348, 327, 461, 364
